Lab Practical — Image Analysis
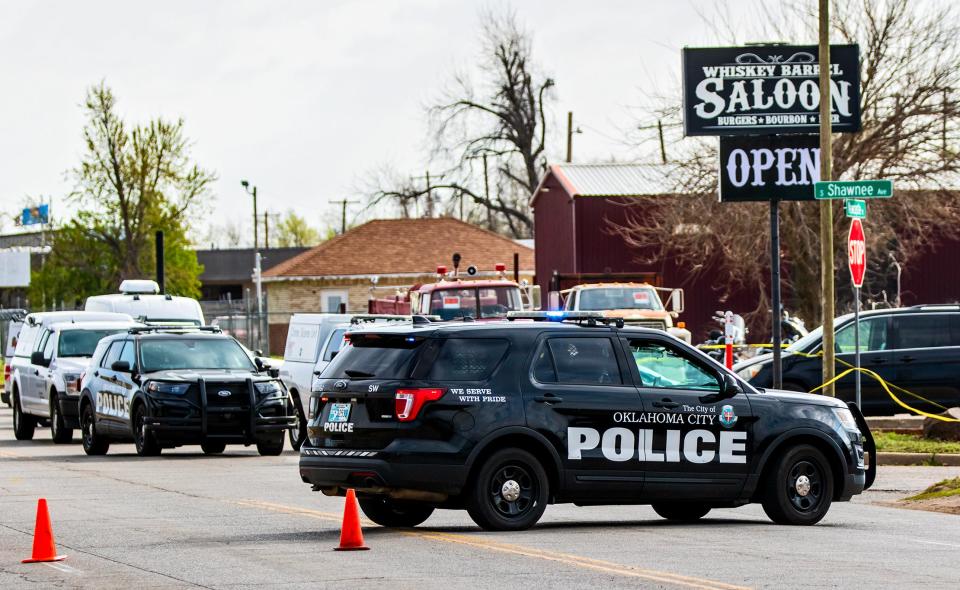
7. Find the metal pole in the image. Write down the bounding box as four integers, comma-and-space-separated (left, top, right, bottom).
255, 252, 263, 351
264, 212, 269, 249
818, 0, 836, 396
854, 286, 861, 407
155, 230, 165, 294
771, 198, 783, 388
252, 186, 258, 251
566, 111, 573, 163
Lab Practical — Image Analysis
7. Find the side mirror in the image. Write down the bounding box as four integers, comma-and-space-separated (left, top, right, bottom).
530, 285, 542, 311
254, 357, 265, 372
31, 351, 47, 366
111, 360, 131, 373
254, 349, 264, 357
268, 367, 280, 379
328, 350, 338, 360
722, 373, 741, 398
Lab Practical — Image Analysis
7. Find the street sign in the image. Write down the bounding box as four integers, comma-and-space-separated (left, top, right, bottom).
848, 219, 866, 288
844, 199, 866, 219
718, 135, 820, 202
682, 44, 861, 136
814, 180, 892, 200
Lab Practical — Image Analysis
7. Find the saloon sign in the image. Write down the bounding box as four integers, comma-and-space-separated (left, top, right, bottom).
683, 44, 861, 136
718, 135, 820, 202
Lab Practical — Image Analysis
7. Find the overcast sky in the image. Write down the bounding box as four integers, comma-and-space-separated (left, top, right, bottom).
1, 0, 800, 243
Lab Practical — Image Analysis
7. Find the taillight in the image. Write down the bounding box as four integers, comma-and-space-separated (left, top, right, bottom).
395, 388, 445, 422
3, 364, 10, 380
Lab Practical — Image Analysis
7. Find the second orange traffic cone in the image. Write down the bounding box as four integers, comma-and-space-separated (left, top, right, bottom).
22, 498, 67, 563
334, 489, 369, 551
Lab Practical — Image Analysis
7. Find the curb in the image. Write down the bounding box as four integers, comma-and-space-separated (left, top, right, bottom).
876, 452, 960, 466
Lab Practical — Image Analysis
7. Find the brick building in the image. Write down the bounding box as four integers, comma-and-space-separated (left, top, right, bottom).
262, 217, 535, 351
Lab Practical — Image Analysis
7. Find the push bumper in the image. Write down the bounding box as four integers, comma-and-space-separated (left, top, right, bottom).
299, 448, 468, 497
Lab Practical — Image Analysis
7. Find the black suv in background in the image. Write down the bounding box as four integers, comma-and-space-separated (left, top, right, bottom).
735, 305, 960, 416
79, 327, 295, 456
300, 313, 873, 531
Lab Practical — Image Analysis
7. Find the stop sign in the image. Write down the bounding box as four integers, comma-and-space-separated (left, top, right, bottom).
848, 218, 866, 288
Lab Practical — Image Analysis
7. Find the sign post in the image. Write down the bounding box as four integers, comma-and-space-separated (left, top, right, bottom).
848, 218, 866, 407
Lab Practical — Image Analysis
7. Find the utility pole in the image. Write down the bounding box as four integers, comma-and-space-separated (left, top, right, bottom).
483, 154, 493, 228
657, 120, 667, 164
818, 0, 836, 396
264, 212, 269, 249
566, 112, 573, 163
241, 180, 258, 250
331, 199, 359, 234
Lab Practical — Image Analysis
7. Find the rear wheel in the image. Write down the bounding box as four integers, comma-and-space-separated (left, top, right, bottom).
358, 497, 435, 528
201, 441, 226, 455
466, 448, 549, 531
80, 402, 109, 455
12, 392, 36, 441
133, 404, 162, 457
762, 444, 834, 525
652, 503, 711, 522
256, 434, 285, 456
50, 393, 74, 444
288, 396, 306, 451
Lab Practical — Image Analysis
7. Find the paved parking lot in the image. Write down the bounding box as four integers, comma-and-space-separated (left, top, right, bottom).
1, 405, 959, 590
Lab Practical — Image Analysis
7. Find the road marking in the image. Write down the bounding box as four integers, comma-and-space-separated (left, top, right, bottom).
235, 499, 750, 590
44, 561, 81, 574
912, 538, 960, 549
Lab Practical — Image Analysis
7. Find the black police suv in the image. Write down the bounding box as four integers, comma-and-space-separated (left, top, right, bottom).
78, 327, 295, 457
734, 305, 960, 415
300, 312, 874, 531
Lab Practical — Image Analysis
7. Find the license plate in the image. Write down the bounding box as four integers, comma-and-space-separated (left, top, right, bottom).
327, 403, 351, 423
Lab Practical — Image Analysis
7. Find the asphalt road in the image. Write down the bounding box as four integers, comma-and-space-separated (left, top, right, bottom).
1, 405, 958, 590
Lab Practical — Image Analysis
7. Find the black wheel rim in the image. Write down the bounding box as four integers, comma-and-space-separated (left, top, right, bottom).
489, 463, 537, 519
82, 407, 94, 447
786, 459, 823, 512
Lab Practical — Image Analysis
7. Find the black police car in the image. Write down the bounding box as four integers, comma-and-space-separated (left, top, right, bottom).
78, 326, 295, 457
300, 312, 875, 531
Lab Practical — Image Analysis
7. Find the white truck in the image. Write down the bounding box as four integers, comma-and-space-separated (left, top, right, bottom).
85, 280, 204, 325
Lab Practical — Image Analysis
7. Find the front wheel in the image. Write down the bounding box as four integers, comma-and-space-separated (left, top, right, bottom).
762, 444, 834, 525
50, 394, 74, 444
80, 402, 109, 455
358, 497, 435, 528
256, 434, 285, 456
133, 404, 162, 457
466, 448, 549, 531
12, 393, 36, 441
652, 503, 711, 522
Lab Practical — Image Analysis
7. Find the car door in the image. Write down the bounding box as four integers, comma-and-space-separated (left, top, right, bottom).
36, 330, 57, 416
889, 312, 960, 414
112, 340, 138, 435
94, 341, 126, 433
23, 329, 52, 413
523, 333, 646, 500
833, 314, 895, 414
624, 334, 754, 501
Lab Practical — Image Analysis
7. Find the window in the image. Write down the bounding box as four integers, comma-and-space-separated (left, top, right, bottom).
321, 290, 349, 313
427, 338, 509, 381
322, 328, 348, 362
428, 287, 522, 320
118, 341, 137, 368
577, 287, 664, 311
59, 329, 126, 358
541, 337, 622, 385
101, 341, 124, 368
532, 346, 557, 382
42, 332, 55, 362
34, 330, 51, 355
13, 324, 39, 358
629, 340, 719, 392
324, 334, 423, 380
893, 314, 960, 349
835, 316, 889, 353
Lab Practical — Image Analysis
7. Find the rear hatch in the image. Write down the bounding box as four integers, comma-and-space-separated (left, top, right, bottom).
309, 331, 439, 450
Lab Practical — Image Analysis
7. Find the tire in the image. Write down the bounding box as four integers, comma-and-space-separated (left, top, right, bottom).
201, 441, 226, 454
288, 397, 306, 451
762, 444, 834, 525
652, 503, 711, 522
80, 402, 109, 456
50, 393, 74, 444
132, 403, 162, 457
466, 448, 549, 531
256, 434, 285, 456
12, 392, 36, 441
358, 497, 435, 528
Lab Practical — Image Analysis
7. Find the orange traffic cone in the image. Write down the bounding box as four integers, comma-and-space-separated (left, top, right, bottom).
22, 498, 67, 563
334, 489, 369, 551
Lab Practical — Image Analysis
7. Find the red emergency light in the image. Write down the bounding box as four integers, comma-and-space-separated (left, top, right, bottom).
495, 263, 506, 272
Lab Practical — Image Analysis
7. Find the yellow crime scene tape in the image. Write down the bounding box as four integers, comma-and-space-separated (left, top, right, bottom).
696, 343, 960, 423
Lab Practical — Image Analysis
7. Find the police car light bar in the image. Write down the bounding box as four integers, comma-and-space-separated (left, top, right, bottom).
128, 325, 222, 334
506, 311, 625, 328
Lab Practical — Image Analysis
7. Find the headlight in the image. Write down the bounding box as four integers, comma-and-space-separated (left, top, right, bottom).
737, 364, 762, 381
145, 381, 190, 396
833, 407, 858, 431
254, 380, 283, 397
64, 374, 82, 395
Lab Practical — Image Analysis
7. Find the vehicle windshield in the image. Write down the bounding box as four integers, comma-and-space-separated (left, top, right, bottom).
577, 287, 663, 311
58, 329, 127, 357
139, 338, 256, 372
429, 287, 522, 320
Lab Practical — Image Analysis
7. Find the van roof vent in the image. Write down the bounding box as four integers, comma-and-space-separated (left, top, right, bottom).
119, 280, 160, 295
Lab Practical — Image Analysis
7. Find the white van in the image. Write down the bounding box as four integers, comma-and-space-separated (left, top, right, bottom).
85, 280, 204, 326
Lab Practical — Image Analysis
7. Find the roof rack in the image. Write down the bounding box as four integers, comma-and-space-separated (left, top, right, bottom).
506, 311, 625, 328
350, 314, 442, 325
128, 325, 222, 335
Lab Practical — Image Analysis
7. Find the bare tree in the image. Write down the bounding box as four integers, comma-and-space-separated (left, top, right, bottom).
368, 10, 554, 238
614, 0, 960, 329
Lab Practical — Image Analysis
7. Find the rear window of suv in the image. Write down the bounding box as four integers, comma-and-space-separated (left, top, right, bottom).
323, 334, 424, 380
426, 338, 509, 381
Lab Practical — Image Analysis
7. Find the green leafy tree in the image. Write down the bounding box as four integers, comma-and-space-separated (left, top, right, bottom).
274, 210, 321, 247
30, 83, 214, 307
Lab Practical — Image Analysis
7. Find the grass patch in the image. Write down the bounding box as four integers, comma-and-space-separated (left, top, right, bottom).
873, 431, 960, 454
906, 478, 960, 502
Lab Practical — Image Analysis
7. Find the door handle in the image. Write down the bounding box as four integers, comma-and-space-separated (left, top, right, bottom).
94, 372, 99, 378
869, 358, 885, 365
534, 393, 563, 404
899, 355, 916, 363
33, 370, 39, 376
652, 399, 680, 409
